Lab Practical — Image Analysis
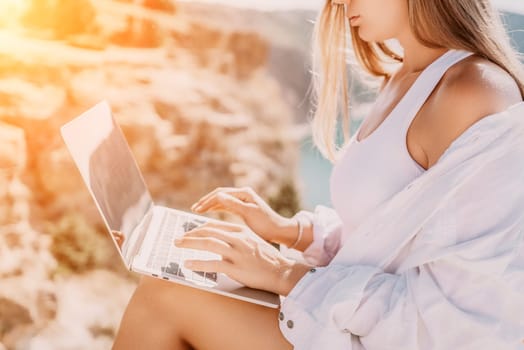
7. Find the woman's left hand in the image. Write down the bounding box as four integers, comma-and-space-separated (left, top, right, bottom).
174, 221, 312, 296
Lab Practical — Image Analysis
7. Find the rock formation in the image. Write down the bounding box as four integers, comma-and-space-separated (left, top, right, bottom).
0, 0, 304, 348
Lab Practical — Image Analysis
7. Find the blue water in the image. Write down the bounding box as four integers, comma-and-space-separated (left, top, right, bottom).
298, 120, 362, 210
297, 138, 334, 210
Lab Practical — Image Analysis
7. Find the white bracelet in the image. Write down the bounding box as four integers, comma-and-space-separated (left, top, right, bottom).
288, 216, 304, 250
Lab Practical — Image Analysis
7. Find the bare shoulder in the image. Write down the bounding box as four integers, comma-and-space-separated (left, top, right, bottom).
421, 55, 522, 165
437, 55, 522, 116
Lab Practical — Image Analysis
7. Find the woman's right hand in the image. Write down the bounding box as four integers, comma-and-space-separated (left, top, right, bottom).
190, 187, 298, 245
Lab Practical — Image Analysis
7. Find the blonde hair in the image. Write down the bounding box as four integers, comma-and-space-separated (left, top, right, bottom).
311, 0, 524, 162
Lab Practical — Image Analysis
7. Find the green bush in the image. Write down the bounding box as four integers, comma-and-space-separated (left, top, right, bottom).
45, 212, 114, 276
268, 179, 301, 219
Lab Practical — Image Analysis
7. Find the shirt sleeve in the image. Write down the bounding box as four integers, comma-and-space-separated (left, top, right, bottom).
279, 144, 524, 349
279, 241, 524, 350
293, 205, 344, 267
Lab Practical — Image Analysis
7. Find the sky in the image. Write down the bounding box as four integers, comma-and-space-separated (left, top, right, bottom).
186, 0, 524, 13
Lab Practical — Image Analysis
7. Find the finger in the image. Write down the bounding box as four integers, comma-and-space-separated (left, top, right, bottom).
193, 221, 244, 233
200, 192, 258, 215
191, 195, 226, 213
200, 203, 227, 213
111, 230, 125, 241
174, 236, 232, 257
113, 236, 122, 244
191, 187, 232, 210
192, 188, 255, 212
202, 201, 237, 212
192, 193, 235, 214
193, 200, 230, 214
184, 259, 232, 275
111, 230, 124, 237
181, 227, 243, 246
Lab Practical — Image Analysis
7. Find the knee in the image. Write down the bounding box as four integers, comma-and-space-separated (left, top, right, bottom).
122, 277, 191, 331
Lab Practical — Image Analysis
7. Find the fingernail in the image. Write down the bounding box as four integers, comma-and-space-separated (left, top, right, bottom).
174, 238, 183, 245
184, 261, 193, 268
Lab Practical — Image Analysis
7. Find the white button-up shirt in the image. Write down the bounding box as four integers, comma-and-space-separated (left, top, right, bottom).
279, 102, 524, 349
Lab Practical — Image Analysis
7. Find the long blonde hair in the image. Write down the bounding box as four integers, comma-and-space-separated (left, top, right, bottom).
311, 0, 524, 162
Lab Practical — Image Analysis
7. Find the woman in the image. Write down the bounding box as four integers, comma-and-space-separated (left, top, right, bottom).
113, 0, 524, 349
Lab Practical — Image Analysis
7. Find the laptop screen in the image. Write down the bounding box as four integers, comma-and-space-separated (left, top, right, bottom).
60, 101, 153, 263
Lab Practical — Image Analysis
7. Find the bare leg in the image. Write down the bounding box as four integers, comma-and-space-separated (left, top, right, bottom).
113, 276, 293, 350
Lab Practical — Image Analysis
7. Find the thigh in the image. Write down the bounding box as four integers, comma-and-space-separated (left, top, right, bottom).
114, 276, 293, 350
113, 276, 193, 350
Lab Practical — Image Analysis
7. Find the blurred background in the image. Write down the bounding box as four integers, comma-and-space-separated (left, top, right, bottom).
0, 0, 522, 349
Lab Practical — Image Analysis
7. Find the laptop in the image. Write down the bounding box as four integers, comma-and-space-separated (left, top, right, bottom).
60, 100, 280, 308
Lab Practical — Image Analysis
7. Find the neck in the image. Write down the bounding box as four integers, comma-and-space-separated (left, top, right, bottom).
396, 30, 449, 74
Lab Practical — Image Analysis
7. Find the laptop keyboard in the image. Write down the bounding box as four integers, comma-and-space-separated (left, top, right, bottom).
147, 211, 219, 287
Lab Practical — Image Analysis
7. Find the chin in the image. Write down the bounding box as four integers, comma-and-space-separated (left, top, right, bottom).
355, 28, 374, 42
355, 26, 390, 43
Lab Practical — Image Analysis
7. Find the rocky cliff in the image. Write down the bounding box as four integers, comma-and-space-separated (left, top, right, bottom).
0, 1, 304, 348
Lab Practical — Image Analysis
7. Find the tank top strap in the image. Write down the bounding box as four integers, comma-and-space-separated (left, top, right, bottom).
396, 49, 475, 133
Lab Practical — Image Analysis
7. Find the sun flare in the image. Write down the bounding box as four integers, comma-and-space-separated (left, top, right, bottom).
0, 0, 26, 24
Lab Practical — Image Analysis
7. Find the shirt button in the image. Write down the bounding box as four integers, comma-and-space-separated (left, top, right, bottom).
278, 312, 284, 321
342, 328, 350, 333
287, 320, 294, 329
310, 268, 316, 273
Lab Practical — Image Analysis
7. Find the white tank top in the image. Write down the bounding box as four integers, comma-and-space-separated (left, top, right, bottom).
330, 49, 474, 242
